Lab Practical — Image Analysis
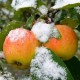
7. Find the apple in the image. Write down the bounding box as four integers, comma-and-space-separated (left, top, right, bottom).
44, 25, 78, 60
3, 28, 40, 69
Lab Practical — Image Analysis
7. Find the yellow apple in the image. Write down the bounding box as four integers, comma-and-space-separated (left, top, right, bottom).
3, 28, 40, 69
44, 25, 78, 60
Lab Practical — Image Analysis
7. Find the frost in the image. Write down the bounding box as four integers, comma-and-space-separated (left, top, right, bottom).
30, 47, 67, 80
38, 5, 48, 15
7, 28, 27, 42
31, 22, 55, 43
11, 0, 37, 10
51, 0, 80, 9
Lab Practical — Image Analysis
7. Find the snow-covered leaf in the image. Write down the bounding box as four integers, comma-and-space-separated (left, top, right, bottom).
38, 5, 48, 15
51, 0, 80, 9
51, 27, 61, 39
30, 47, 74, 80
0, 21, 24, 51
11, 0, 37, 11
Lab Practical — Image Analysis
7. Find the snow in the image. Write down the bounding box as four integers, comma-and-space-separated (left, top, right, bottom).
0, 70, 15, 80
31, 22, 55, 43
38, 5, 48, 15
75, 6, 80, 14
31, 22, 60, 43
0, 76, 6, 80
11, 0, 37, 10
51, 0, 80, 9
7, 28, 27, 42
30, 47, 67, 80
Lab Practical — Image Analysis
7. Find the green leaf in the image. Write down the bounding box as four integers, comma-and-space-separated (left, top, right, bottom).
50, 50, 74, 80
0, 21, 24, 51
54, 10, 62, 23
31, 47, 74, 80
77, 25, 80, 32
61, 3, 80, 9
64, 56, 80, 80
52, 27, 61, 39
37, 0, 46, 7
60, 18, 79, 28
52, 0, 80, 9
26, 15, 34, 29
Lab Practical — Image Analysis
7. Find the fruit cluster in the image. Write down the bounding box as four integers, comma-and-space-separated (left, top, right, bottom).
3, 23, 78, 69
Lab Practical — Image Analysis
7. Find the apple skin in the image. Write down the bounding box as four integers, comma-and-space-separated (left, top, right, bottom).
3, 28, 40, 69
44, 25, 78, 60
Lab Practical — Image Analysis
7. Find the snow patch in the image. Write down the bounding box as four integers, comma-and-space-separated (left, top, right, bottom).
51, 0, 80, 9
75, 6, 80, 14
11, 0, 37, 10
30, 47, 67, 80
38, 5, 48, 15
7, 28, 27, 42
0, 69, 15, 80
31, 22, 55, 43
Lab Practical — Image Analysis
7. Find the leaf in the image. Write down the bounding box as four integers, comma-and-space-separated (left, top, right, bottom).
60, 18, 79, 28
51, 0, 80, 9
51, 27, 61, 39
30, 47, 74, 80
76, 25, 80, 31
54, 10, 62, 23
64, 56, 80, 80
50, 50, 74, 80
11, 0, 37, 11
0, 21, 24, 51
26, 15, 34, 29
36, 0, 46, 7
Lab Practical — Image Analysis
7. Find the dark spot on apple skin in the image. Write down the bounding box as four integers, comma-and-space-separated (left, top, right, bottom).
13, 61, 22, 66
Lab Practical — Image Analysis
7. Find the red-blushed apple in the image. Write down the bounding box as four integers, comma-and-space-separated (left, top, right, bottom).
3, 28, 40, 69
44, 25, 78, 60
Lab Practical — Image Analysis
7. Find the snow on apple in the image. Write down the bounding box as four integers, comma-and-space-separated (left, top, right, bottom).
30, 47, 67, 80
52, 0, 80, 9
11, 0, 37, 10
38, 5, 48, 15
31, 22, 55, 43
7, 28, 27, 43
31, 22, 60, 43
